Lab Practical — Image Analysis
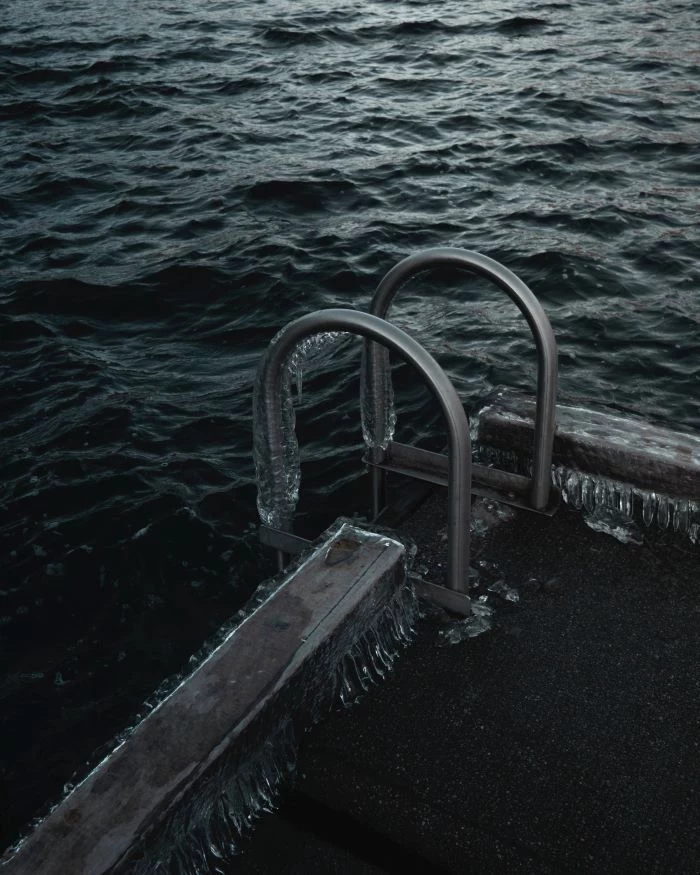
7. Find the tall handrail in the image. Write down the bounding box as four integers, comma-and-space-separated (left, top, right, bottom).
254, 308, 472, 595
365, 248, 557, 511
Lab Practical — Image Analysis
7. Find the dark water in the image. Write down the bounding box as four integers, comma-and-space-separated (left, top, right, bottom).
1, 0, 698, 847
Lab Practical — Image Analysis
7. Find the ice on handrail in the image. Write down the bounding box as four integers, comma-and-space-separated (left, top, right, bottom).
253, 331, 344, 529
253, 329, 399, 530
360, 344, 396, 450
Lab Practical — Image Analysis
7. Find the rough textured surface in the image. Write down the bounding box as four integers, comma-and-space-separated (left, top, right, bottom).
238, 493, 700, 874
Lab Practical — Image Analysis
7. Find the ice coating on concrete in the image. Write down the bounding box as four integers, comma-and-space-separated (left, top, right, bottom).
480, 388, 700, 472
121, 574, 418, 874
3, 520, 417, 875
253, 330, 343, 529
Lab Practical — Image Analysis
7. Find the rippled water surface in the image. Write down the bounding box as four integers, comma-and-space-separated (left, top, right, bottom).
1, 0, 698, 846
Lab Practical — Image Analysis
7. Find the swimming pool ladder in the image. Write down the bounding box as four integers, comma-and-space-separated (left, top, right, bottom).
255, 251, 560, 615
364, 248, 559, 518
255, 309, 473, 614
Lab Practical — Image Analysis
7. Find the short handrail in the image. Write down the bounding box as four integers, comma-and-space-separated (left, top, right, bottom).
364, 248, 557, 512
254, 308, 472, 595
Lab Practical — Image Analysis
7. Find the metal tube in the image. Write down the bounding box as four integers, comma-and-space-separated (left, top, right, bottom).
365, 248, 557, 510
257, 309, 472, 594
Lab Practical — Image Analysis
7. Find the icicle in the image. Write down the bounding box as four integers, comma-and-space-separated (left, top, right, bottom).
616, 485, 633, 519
564, 470, 583, 509
674, 500, 689, 534
582, 476, 595, 513
594, 479, 607, 509
360, 342, 397, 450
339, 672, 357, 708
657, 495, 670, 530
642, 491, 656, 527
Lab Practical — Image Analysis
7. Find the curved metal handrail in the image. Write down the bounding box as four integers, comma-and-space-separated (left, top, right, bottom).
365, 247, 557, 511
254, 308, 472, 595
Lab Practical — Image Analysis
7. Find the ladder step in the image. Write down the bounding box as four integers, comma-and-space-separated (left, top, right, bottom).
367, 441, 560, 516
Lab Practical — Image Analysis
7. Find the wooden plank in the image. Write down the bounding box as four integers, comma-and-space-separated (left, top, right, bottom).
2, 525, 406, 875
475, 388, 700, 499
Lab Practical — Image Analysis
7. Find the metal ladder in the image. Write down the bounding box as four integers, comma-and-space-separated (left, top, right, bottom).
254, 251, 560, 614
255, 309, 473, 615
364, 248, 559, 518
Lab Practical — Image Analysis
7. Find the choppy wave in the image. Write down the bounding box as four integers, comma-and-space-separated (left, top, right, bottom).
1, 0, 699, 848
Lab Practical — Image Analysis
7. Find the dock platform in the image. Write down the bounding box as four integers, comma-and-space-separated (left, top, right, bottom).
235, 492, 699, 874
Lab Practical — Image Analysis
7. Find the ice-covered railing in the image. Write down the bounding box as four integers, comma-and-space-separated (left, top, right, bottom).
253, 308, 473, 599
360, 339, 396, 451
253, 330, 345, 531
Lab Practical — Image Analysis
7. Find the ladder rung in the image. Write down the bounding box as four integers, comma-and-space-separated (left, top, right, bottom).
367, 441, 560, 516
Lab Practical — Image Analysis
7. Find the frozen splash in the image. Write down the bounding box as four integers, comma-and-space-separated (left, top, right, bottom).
253, 330, 344, 530
439, 600, 494, 644
552, 465, 699, 543
360, 343, 397, 450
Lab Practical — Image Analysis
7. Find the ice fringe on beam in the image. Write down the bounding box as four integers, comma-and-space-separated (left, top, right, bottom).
118, 576, 418, 875
477, 445, 700, 543
3, 523, 417, 875
360, 341, 396, 451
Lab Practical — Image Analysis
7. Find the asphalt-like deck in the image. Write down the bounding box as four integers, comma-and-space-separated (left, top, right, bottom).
234, 492, 699, 874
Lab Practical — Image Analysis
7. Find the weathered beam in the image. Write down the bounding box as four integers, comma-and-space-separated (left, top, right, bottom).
1, 524, 407, 875
475, 387, 700, 500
